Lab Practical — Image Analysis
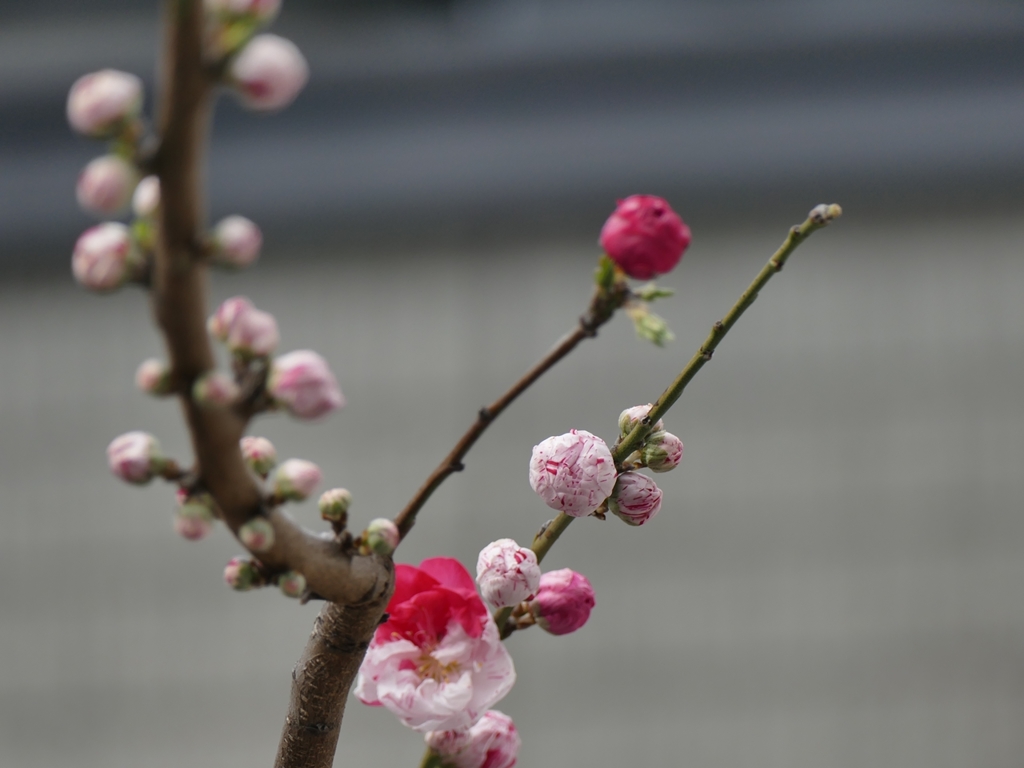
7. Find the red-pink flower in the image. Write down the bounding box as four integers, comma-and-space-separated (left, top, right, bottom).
528, 429, 617, 517
528, 568, 595, 636
608, 472, 663, 526
267, 350, 344, 419
599, 195, 691, 279
425, 709, 521, 768
356, 557, 516, 732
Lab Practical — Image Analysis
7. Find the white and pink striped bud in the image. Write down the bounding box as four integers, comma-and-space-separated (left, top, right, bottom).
318, 488, 352, 522
239, 516, 275, 552
363, 518, 399, 556
528, 568, 595, 636
476, 538, 541, 609
211, 215, 262, 268
107, 431, 164, 485
132, 175, 160, 218
268, 350, 344, 419
528, 429, 617, 517
174, 491, 217, 541
229, 34, 309, 111
240, 435, 277, 477
618, 403, 664, 438
66, 69, 143, 138
226, 306, 278, 358
642, 431, 683, 473
608, 472, 662, 526
72, 222, 136, 292
207, 296, 254, 342
272, 458, 322, 501
135, 358, 172, 396
278, 570, 306, 598
425, 710, 521, 768
192, 370, 241, 408
76, 154, 139, 216
223, 556, 261, 591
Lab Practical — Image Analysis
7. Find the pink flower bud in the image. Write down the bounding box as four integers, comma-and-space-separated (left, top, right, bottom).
318, 488, 352, 522
175, 493, 216, 541
643, 431, 683, 473
135, 358, 172, 396
211, 215, 262, 268
226, 306, 278, 358
267, 350, 344, 419
192, 370, 241, 407
528, 429, 617, 517
223, 556, 260, 591
608, 472, 662, 526
207, 296, 254, 341
272, 458, 322, 501
132, 175, 160, 218
364, 518, 399, 556
617, 403, 664, 438
72, 222, 136, 292
528, 568, 595, 635
239, 516, 275, 552
425, 710, 521, 768
240, 435, 277, 477
107, 430, 163, 485
599, 195, 691, 279
476, 538, 541, 609
76, 154, 139, 216
229, 34, 309, 111
66, 69, 143, 138
278, 570, 306, 598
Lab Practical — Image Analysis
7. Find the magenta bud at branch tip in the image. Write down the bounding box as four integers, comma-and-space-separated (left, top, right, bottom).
425, 709, 521, 768
72, 223, 135, 292
318, 488, 352, 521
272, 458, 322, 501
135, 358, 172, 396
240, 435, 277, 477
66, 69, 143, 138
643, 431, 683, 473
618, 403, 665, 438
224, 556, 260, 591
207, 296, 254, 342
239, 516, 275, 553
599, 194, 691, 280
608, 472, 663, 526
107, 431, 164, 485
278, 570, 306, 598
226, 306, 278, 358
476, 538, 541, 609
175, 494, 216, 541
528, 429, 617, 517
132, 175, 160, 218
363, 518, 399, 556
267, 350, 344, 420
211, 215, 262, 268
192, 370, 241, 408
76, 155, 139, 216
528, 568, 596, 636
229, 34, 309, 112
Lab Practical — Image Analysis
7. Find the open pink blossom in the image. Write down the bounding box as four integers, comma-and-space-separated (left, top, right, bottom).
267, 350, 344, 419
608, 472, 663, 526
76, 155, 139, 215
72, 222, 135, 292
229, 34, 309, 111
528, 429, 617, 517
66, 69, 142, 138
528, 568, 595, 636
355, 557, 516, 732
476, 539, 541, 609
425, 709, 521, 768
599, 194, 691, 279
107, 431, 163, 485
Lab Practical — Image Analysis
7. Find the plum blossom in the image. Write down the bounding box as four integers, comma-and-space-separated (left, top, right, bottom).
66, 69, 142, 138
356, 557, 516, 732
192, 370, 241, 407
267, 350, 344, 419
272, 458, 322, 501
135, 358, 172, 396
208, 296, 254, 341
617, 403, 664, 438
174, 489, 217, 541
425, 709, 521, 768
318, 487, 352, 521
76, 155, 139, 215
72, 222, 135, 292
643, 431, 683, 473
476, 539, 541, 609
107, 431, 163, 485
212, 215, 262, 268
608, 472, 662, 526
528, 568, 595, 636
132, 175, 160, 217
364, 518, 400, 556
528, 429, 617, 517
599, 194, 691, 279
229, 34, 309, 111
226, 306, 279, 358
240, 435, 277, 477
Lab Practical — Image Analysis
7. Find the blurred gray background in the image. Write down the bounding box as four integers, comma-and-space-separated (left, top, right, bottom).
1, 1, 1023, 766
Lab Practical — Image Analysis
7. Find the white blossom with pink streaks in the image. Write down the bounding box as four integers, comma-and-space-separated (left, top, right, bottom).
608, 472, 663, 526
425, 709, 521, 768
528, 429, 617, 517
66, 69, 142, 138
72, 223, 135, 292
107, 431, 163, 485
476, 538, 541, 609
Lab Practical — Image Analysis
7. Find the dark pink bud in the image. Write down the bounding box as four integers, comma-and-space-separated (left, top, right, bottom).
529, 568, 595, 636
599, 195, 691, 279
